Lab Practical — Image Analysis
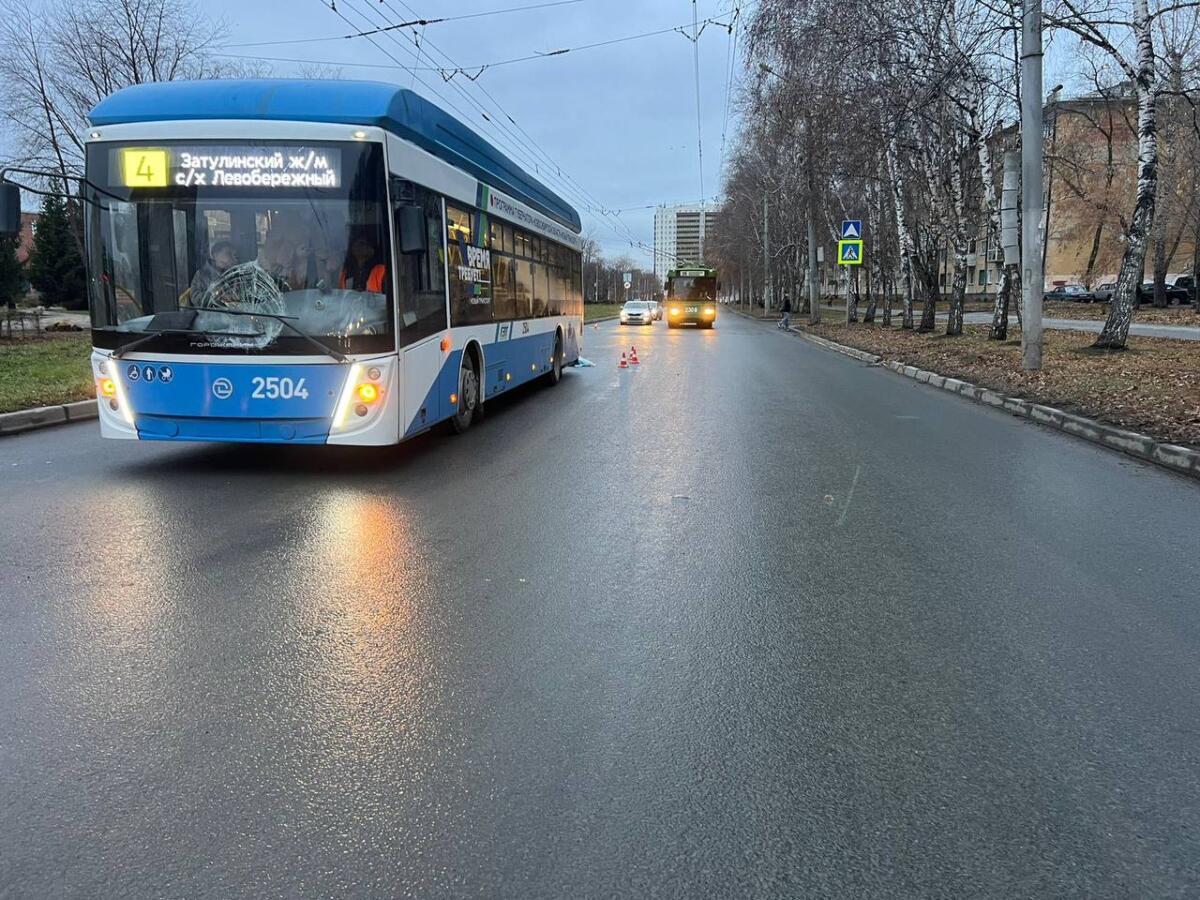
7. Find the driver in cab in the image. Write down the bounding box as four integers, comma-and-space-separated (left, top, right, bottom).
340, 232, 388, 294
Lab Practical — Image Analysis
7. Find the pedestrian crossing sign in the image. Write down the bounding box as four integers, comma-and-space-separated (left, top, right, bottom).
837, 239, 864, 265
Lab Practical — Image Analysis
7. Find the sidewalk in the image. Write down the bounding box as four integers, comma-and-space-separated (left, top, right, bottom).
815, 303, 1200, 341
958, 311, 1200, 341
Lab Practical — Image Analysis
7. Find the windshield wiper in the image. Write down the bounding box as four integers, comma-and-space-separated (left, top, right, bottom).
107, 327, 256, 359
204, 308, 349, 363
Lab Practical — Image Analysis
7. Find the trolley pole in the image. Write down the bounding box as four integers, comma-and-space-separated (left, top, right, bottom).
1020, 0, 1044, 370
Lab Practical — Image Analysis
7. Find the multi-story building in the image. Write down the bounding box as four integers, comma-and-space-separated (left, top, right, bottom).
934, 83, 1197, 295
16, 212, 37, 265
653, 204, 719, 285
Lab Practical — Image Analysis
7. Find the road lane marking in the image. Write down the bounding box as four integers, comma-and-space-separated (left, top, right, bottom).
837, 464, 862, 527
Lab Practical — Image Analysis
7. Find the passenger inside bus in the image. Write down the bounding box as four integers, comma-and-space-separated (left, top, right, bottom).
340, 232, 388, 293
187, 241, 238, 304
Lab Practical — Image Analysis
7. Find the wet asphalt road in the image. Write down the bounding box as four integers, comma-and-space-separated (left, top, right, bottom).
3, 312, 1200, 899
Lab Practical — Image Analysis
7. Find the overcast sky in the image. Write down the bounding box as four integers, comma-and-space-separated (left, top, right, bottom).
6, 0, 1088, 266
206, 0, 742, 267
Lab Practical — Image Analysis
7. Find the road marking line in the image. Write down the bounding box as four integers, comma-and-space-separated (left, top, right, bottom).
837, 464, 861, 527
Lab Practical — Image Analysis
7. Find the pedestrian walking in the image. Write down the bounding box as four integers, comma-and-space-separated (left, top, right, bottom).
778, 291, 792, 329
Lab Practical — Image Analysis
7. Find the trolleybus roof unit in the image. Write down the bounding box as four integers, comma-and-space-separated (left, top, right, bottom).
88, 79, 582, 234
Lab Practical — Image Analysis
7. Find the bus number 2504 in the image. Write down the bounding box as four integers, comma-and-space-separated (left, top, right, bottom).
251, 376, 309, 400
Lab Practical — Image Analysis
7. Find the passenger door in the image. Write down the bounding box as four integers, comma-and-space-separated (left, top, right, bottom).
392, 182, 450, 435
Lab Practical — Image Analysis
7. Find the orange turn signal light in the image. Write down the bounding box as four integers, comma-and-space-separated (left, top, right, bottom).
355, 383, 380, 403
440, 336, 451, 352
98, 377, 116, 397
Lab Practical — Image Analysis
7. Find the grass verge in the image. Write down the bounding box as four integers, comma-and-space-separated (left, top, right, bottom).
0, 333, 94, 414
584, 303, 625, 321
802, 316, 1200, 447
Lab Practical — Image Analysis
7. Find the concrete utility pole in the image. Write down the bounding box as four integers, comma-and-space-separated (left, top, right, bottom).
1020, 0, 1045, 370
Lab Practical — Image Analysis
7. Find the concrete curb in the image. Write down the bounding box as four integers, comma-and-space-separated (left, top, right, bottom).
0, 399, 97, 436
585, 314, 621, 325
782, 324, 1200, 482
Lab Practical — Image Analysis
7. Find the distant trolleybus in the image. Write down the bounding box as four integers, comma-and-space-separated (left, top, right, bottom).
80, 79, 584, 445
664, 267, 718, 328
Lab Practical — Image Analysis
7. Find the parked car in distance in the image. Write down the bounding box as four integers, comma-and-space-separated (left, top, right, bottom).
619, 299, 655, 326
1173, 275, 1196, 302
1137, 281, 1190, 305
1044, 283, 1096, 303
650, 300, 663, 320
1093, 282, 1116, 303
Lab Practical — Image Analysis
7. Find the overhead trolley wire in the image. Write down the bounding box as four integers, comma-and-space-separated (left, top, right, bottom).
215, 13, 736, 82
357, 0, 672, 258
222, 0, 585, 48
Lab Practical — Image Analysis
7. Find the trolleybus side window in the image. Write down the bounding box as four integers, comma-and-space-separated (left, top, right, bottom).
391, 181, 446, 344
446, 203, 492, 326
513, 256, 533, 319
492, 252, 516, 320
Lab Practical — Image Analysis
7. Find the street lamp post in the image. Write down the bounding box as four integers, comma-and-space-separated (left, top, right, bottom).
1020, 0, 1045, 370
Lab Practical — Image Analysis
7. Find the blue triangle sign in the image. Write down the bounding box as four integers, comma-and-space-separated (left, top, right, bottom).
841, 219, 862, 239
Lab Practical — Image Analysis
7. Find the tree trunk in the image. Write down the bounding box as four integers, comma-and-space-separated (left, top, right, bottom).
863, 265, 877, 323
1095, 1, 1157, 349
946, 141, 970, 337
917, 246, 938, 332
882, 270, 894, 326
990, 264, 1014, 340
1083, 217, 1106, 289
946, 249, 967, 335
1152, 233, 1169, 307
864, 170, 882, 323
887, 134, 916, 329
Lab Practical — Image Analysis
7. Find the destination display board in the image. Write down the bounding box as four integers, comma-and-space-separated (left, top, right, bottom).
117, 145, 344, 189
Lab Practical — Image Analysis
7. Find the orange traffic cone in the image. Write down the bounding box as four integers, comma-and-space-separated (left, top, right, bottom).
618, 352, 629, 369
629, 346, 640, 364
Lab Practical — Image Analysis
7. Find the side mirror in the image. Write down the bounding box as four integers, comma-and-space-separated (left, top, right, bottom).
0, 183, 20, 235
396, 205, 427, 254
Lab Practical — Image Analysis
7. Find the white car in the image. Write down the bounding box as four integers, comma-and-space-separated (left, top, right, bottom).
619, 300, 654, 325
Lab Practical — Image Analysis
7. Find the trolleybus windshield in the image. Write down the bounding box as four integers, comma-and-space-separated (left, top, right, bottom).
85, 141, 395, 354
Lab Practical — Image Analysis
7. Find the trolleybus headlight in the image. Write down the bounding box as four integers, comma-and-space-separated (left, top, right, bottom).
703, 307, 716, 317
356, 382, 380, 404
332, 363, 364, 429
97, 364, 135, 426
669, 306, 681, 317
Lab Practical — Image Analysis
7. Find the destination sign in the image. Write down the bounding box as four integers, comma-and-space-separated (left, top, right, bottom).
119, 146, 343, 189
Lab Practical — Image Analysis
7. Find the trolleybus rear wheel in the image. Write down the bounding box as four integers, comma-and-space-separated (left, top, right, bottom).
545, 331, 563, 386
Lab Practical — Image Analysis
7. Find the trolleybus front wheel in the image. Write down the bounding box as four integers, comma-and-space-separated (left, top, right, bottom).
450, 352, 480, 434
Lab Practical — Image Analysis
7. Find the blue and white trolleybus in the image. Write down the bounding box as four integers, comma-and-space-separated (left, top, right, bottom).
82, 79, 584, 445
